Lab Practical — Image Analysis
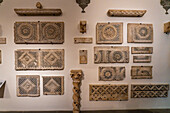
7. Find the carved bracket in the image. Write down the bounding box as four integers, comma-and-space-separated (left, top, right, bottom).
70, 70, 83, 113
76, 0, 90, 13
160, 0, 170, 14
164, 22, 170, 34
80, 21, 87, 34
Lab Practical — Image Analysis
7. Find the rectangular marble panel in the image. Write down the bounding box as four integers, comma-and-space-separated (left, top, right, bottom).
16, 75, 40, 97
94, 46, 129, 63
99, 67, 125, 81
131, 66, 152, 79
74, 37, 93, 44
0, 38, 6, 44
131, 84, 169, 98
133, 56, 151, 63
0, 50, 1, 64
14, 22, 64, 44
43, 76, 64, 95
131, 47, 153, 54
79, 50, 87, 64
96, 23, 123, 44
89, 84, 128, 101
127, 23, 153, 43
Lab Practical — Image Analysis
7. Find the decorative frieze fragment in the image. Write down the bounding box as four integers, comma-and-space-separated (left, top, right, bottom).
79, 50, 87, 64
0, 38, 6, 44
43, 76, 64, 95
16, 75, 40, 97
131, 47, 153, 54
99, 67, 125, 81
74, 37, 92, 44
131, 66, 152, 79
94, 46, 129, 63
131, 84, 169, 98
89, 84, 128, 101
14, 22, 64, 44
15, 49, 64, 70
127, 23, 153, 43
133, 56, 151, 63
96, 23, 123, 44
14, 2, 62, 16
164, 22, 170, 33
80, 21, 86, 34
107, 9, 147, 17
70, 70, 83, 113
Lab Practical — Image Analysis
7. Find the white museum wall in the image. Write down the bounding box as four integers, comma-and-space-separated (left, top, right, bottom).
0, 0, 170, 111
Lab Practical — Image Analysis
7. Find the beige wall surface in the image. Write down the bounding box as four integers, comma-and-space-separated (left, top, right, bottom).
0, 0, 170, 111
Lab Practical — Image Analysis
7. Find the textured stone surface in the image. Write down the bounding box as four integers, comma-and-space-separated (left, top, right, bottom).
96, 23, 123, 44
127, 23, 153, 43
99, 67, 125, 81
16, 75, 40, 97
94, 46, 129, 63
80, 21, 86, 34
15, 49, 64, 70
43, 76, 64, 95
133, 56, 151, 63
131, 66, 152, 79
89, 84, 128, 101
14, 22, 64, 44
164, 21, 170, 33
131, 47, 153, 54
131, 84, 169, 98
74, 38, 92, 44
0, 38, 6, 44
79, 50, 87, 64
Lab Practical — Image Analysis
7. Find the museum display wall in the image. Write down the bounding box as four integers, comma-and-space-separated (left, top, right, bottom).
0, 0, 170, 111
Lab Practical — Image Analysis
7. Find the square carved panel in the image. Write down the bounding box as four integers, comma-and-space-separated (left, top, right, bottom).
14, 22, 64, 44
131, 66, 152, 79
127, 23, 153, 43
131, 84, 169, 98
15, 49, 64, 70
133, 56, 151, 63
16, 75, 40, 97
131, 47, 153, 54
43, 76, 64, 95
99, 67, 125, 81
94, 46, 129, 63
89, 84, 128, 101
79, 50, 87, 64
96, 23, 123, 44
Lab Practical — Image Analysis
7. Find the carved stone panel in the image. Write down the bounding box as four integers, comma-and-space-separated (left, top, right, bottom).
0, 38, 6, 44
133, 56, 151, 63
79, 50, 87, 64
96, 23, 123, 44
40, 49, 64, 70
14, 22, 64, 44
43, 76, 64, 95
99, 67, 125, 81
127, 23, 153, 43
16, 75, 40, 97
131, 66, 152, 79
164, 22, 170, 33
0, 50, 1, 64
80, 21, 86, 34
94, 46, 129, 63
131, 84, 169, 98
15, 49, 64, 70
89, 84, 128, 101
74, 37, 93, 44
131, 47, 153, 54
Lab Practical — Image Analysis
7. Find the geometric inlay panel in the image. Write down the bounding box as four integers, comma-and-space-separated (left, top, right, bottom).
131, 84, 169, 98
131, 47, 153, 54
131, 66, 152, 79
15, 49, 64, 70
96, 23, 123, 44
94, 46, 129, 63
43, 76, 64, 95
89, 84, 128, 101
16, 75, 40, 97
99, 67, 125, 81
133, 56, 151, 63
127, 23, 153, 43
14, 22, 64, 44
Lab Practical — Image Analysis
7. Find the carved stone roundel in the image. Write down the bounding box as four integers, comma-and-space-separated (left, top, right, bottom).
101, 67, 115, 79
43, 23, 60, 39
18, 23, 33, 39
136, 26, 150, 39
112, 51, 123, 61
102, 25, 117, 40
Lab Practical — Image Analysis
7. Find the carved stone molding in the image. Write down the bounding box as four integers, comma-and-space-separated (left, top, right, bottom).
89, 84, 128, 101
107, 9, 147, 17
0, 38, 6, 44
131, 47, 153, 54
80, 21, 86, 34
160, 0, 170, 14
14, 2, 62, 16
79, 50, 87, 64
70, 70, 83, 113
164, 22, 170, 33
131, 84, 169, 98
74, 37, 92, 44
133, 56, 151, 63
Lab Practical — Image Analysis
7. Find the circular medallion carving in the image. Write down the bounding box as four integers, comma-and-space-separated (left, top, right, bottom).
112, 51, 123, 61
101, 68, 115, 79
136, 26, 150, 39
18, 23, 33, 39
102, 25, 117, 40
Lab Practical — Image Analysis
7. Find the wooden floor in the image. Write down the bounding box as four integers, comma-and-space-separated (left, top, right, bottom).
0, 109, 170, 113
